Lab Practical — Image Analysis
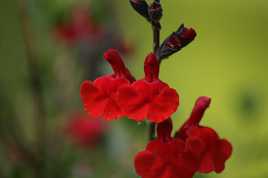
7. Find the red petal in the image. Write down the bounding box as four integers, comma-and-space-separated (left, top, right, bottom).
185, 136, 205, 157
80, 81, 106, 117
158, 166, 175, 178
146, 140, 164, 154
213, 139, 233, 173
87, 95, 108, 118
134, 150, 156, 177
188, 127, 219, 146
80, 80, 98, 101
81, 80, 122, 119
94, 75, 129, 94
87, 76, 128, 120
198, 151, 214, 173
117, 82, 150, 121
220, 139, 233, 159
102, 98, 122, 120
148, 87, 179, 123
169, 139, 185, 155
188, 127, 232, 173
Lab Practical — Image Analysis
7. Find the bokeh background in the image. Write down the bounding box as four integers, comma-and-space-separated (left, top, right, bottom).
1, 0, 268, 178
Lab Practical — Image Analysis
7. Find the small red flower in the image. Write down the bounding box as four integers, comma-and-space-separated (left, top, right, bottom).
135, 119, 198, 178
65, 113, 107, 147
117, 53, 179, 123
80, 49, 135, 120
176, 96, 233, 173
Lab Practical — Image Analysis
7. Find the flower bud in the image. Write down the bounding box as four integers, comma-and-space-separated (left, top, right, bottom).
157, 24, 196, 60
148, 1, 162, 23
129, 0, 150, 21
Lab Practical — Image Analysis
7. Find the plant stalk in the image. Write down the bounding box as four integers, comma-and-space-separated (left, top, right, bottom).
149, 8, 161, 140
18, 0, 47, 177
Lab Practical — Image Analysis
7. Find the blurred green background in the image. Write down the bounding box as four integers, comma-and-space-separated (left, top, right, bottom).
1, 0, 268, 178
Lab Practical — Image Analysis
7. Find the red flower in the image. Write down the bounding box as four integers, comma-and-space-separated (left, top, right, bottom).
65, 113, 107, 147
134, 119, 198, 178
176, 96, 233, 173
54, 6, 103, 44
80, 49, 135, 120
117, 53, 179, 123
134, 97, 232, 178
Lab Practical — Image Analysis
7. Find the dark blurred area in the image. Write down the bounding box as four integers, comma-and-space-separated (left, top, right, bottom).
0, 0, 268, 178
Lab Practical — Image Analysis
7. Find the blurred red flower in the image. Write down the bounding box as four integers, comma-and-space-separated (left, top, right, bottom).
66, 113, 107, 147
54, 6, 103, 45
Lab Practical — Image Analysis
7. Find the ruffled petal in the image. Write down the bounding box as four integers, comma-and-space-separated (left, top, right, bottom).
117, 82, 150, 121
102, 98, 122, 120
80, 81, 107, 117
185, 136, 205, 157
148, 87, 179, 123
94, 75, 129, 95
186, 127, 232, 174
198, 151, 214, 173
134, 150, 156, 177
213, 139, 233, 173
81, 77, 127, 120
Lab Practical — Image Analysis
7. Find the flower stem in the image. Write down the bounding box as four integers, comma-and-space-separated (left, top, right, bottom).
153, 22, 161, 53
18, 0, 47, 176
149, 4, 161, 140
149, 123, 156, 140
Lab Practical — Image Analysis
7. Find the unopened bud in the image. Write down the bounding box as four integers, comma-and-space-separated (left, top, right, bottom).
157, 24, 196, 60
148, 1, 162, 23
129, 0, 150, 21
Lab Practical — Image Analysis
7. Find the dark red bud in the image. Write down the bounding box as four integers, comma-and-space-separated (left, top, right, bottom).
130, 0, 150, 21
157, 24, 197, 60
176, 26, 197, 46
148, 2, 163, 23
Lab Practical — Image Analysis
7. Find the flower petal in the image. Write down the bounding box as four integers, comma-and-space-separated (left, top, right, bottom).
213, 139, 233, 173
102, 98, 122, 120
148, 87, 179, 123
134, 150, 156, 177
117, 83, 149, 121
80, 81, 106, 117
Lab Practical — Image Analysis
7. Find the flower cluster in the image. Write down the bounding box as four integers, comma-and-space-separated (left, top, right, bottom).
80, 49, 179, 123
79, 1, 233, 177
135, 97, 232, 178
